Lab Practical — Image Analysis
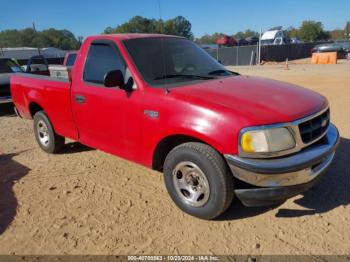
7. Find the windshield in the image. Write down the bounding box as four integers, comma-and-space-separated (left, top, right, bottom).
274, 38, 282, 44
123, 37, 234, 87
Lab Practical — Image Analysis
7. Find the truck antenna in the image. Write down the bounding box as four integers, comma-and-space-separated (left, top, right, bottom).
158, 0, 170, 94
32, 22, 41, 55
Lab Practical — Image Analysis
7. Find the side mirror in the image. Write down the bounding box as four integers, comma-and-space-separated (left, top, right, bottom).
104, 70, 125, 89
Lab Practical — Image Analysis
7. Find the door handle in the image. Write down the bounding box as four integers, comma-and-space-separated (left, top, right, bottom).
75, 95, 86, 104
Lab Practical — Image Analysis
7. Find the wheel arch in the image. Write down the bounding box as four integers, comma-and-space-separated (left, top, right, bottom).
29, 101, 44, 118
152, 134, 222, 171
29, 102, 61, 136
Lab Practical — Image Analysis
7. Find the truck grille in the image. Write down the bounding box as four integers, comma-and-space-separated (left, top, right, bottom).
299, 109, 330, 144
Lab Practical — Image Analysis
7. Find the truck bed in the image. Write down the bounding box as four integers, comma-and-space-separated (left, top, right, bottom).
10, 73, 78, 140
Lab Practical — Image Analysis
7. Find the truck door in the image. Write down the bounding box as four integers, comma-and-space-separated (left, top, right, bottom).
71, 39, 143, 162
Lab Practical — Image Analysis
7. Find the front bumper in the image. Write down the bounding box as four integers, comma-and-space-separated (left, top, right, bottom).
224, 124, 340, 207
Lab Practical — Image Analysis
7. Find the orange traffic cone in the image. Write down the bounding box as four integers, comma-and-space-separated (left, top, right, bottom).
285, 58, 289, 70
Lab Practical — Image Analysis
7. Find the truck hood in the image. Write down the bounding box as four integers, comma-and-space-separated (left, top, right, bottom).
170, 75, 327, 125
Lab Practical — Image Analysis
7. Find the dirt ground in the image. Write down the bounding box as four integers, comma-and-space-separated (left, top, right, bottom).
0, 59, 349, 255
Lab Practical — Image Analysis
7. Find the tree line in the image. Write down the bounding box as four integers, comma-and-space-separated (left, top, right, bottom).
196, 21, 350, 44
284, 21, 349, 42
0, 28, 82, 50
104, 16, 193, 39
0, 17, 349, 50
196, 30, 259, 45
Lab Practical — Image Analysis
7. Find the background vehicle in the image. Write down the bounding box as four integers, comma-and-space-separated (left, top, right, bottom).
261, 29, 290, 45
311, 43, 346, 58
237, 39, 249, 46
216, 35, 237, 47
246, 36, 259, 45
335, 40, 350, 59
199, 44, 217, 51
22, 55, 50, 76
0, 58, 22, 103
290, 37, 303, 44
11, 34, 339, 220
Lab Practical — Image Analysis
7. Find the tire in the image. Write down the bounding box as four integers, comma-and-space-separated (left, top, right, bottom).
163, 142, 234, 220
33, 111, 65, 154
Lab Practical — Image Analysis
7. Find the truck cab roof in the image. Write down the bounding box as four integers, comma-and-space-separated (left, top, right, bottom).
261, 30, 284, 40
87, 33, 183, 41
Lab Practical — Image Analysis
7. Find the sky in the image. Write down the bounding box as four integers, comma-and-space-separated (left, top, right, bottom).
0, 0, 349, 38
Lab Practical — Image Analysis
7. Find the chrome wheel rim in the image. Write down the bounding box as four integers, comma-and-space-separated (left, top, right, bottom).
37, 120, 50, 147
172, 161, 210, 207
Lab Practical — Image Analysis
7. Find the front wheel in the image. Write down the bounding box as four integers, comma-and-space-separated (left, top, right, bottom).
163, 142, 234, 219
33, 111, 65, 154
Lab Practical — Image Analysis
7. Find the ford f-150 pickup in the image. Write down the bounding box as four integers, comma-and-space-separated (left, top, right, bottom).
10, 34, 339, 219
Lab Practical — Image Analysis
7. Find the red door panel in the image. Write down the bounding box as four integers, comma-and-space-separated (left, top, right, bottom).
72, 84, 143, 161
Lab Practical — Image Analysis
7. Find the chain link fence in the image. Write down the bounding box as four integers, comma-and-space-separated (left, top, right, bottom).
206, 45, 258, 66
205, 42, 321, 66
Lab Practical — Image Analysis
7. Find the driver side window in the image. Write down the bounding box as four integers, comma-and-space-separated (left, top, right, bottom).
83, 42, 126, 86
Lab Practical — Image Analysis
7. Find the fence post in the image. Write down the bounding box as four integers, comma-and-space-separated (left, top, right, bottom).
258, 27, 262, 65
250, 50, 254, 66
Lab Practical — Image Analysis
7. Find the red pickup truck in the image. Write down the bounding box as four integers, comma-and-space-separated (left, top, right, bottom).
11, 34, 339, 219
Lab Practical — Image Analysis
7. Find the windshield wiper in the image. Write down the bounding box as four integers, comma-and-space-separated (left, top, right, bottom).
153, 74, 215, 80
207, 69, 239, 76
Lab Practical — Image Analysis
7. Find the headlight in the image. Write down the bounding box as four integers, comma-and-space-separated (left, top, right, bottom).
241, 127, 295, 153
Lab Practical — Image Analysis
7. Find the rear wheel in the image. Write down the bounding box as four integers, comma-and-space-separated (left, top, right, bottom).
163, 142, 234, 220
33, 111, 65, 154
